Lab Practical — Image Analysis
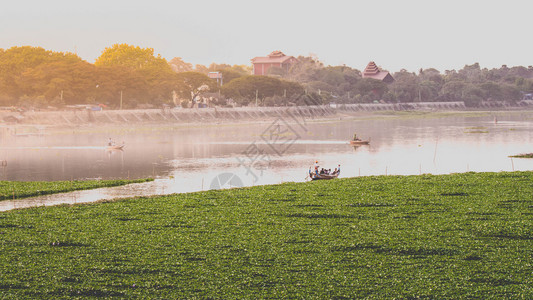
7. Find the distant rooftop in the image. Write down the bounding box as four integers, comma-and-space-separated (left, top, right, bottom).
362, 61, 394, 83
251, 51, 295, 64
363, 61, 380, 76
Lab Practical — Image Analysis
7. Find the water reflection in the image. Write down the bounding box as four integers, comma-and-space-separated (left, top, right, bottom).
2, 113, 533, 211
0, 180, 172, 211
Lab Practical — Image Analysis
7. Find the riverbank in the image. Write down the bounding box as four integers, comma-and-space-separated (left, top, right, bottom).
2, 101, 532, 128
1, 171, 531, 298
3, 107, 533, 136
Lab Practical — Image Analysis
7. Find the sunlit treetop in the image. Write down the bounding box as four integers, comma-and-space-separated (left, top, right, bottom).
95, 43, 172, 73
0, 46, 82, 70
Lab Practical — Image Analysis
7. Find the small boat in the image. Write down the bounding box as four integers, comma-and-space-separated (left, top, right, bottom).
349, 139, 370, 145
310, 172, 339, 180
107, 144, 125, 151
309, 165, 340, 180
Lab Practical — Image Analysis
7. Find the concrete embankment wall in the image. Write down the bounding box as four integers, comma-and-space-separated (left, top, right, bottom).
0, 106, 335, 126
3, 101, 529, 126
335, 101, 466, 112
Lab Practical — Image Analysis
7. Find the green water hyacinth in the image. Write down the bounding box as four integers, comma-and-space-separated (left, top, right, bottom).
509, 153, 533, 158
0, 172, 532, 298
0, 178, 153, 201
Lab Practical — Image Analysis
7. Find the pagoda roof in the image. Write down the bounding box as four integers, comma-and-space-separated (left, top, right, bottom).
364, 72, 392, 81
362, 61, 394, 82
363, 61, 380, 76
251, 50, 295, 64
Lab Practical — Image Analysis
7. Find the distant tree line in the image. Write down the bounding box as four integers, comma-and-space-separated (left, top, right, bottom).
1, 44, 533, 109
276, 58, 533, 107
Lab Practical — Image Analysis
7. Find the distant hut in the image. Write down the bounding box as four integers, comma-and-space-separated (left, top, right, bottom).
362, 61, 394, 83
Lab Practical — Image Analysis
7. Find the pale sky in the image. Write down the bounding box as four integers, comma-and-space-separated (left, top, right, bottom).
1, 0, 531, 73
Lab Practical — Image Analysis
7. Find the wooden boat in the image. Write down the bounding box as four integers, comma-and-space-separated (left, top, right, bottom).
107, 144, 125, 151
310, 172, 339, 180
349, 139, 370, 145
309, 166, 340, 180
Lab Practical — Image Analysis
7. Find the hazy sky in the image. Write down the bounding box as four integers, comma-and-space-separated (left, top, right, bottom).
1, 0, 531, 72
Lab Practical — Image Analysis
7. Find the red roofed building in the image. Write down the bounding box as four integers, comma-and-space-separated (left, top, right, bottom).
251, 50, 297, 75
362, 61, 394, 83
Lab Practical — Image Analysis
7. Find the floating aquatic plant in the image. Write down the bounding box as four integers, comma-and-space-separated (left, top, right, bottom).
0, 172, 532, 298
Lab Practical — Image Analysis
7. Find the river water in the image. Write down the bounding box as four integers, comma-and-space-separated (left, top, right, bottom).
2, 111, 533, 211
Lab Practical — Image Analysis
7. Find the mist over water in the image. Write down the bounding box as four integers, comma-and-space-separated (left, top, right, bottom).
1, 112, 533, 186
2, 112, 533, 211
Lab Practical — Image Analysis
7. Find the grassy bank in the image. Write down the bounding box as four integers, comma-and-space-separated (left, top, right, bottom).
0, 178, 153, 201
0, 172, 532, 298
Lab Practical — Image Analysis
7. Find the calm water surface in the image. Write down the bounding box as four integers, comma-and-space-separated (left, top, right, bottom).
2, 112, 533, 210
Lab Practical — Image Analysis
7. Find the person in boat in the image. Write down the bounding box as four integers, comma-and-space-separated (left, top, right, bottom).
314, 161, 319, 174
353, 132, 360, 141
331, 165, 340, 175
107, 137, 115, 146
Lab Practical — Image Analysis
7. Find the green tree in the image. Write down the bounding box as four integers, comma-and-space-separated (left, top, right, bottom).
355, 78, 388, 102
169, 57, 193, 73
480, 82, 502, 100
0, 46, 81, 102
218, 69, 245, 85
307, 81, 335, 94
500, 83, 521, 102
194, 64, 209, 74
95, 44, 175, 104
440, 81, 466, 101
314, 66, 347, 88
18, 60, 95, 106
389, 70, 419, 102
288, 55, 323, 82
419, 68, 443, 85
175, 72, 215, 107
419, 80, 440, 102
221, 75, 304, 106
462, 84, 484, 107
93, 65, 149, 108
458, 63, 483, 83
95, 44, 170, 71
199, 64, 250, 85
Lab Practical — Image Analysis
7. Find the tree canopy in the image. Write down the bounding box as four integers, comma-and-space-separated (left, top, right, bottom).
95, 44, 171, 72
1, 45, 533, 109
175, 72, 216, 106
221, 75, 304, 106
